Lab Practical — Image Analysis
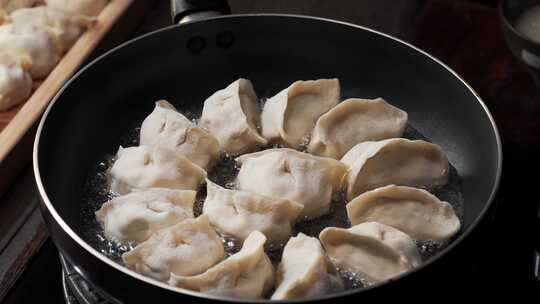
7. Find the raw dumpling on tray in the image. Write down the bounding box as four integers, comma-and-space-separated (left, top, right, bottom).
0, 53, 32, 111
7, 6, 93, 52
203, 179, 303, 244
122, 215, 225, 282
236, 148, 347, 219
140, 100, 220, 170
0, 0, 106, 112
0, 24, 61, 78
199, 78, 267, 155
261, 78, 340, 149
0, 0, 40, 13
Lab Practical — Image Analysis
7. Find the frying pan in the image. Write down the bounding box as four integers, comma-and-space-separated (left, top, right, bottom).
33, 0, 502, 302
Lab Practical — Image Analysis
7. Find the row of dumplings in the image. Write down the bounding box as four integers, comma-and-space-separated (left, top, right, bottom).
96, 187, 458, 299
0, 0, 107, 111
109, 77, 454, 220
95, 77, 461, 299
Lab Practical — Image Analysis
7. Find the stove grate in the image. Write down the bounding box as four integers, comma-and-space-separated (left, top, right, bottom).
60, 254, 118, 304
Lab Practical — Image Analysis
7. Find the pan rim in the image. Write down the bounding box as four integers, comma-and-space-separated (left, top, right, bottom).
33, 13, 503, 303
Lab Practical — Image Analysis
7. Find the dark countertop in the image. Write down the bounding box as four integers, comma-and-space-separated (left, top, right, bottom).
2, 0, 540, 302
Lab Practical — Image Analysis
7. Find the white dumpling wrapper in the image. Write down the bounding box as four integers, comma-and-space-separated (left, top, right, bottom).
8, 6, 92, 53
341, 138, 449, 200
236, 148, 347, 219
122, 215, 225, 282
203, 179, 303, 244
169, 231, 274, 299
199, 78, 267, 155
110, 145, 206, 194
45, 0, 107, 17
0, 53, 32, 111
140, 100, 220, 170
347, 185, 460, 243
271, 233, 343, 300
95, 188, 196, 243
261, 78, 340, 149
319, 222, 421, 285
0, 24, 61, 78
308, 98, 408, 159
0, 0, 40, 13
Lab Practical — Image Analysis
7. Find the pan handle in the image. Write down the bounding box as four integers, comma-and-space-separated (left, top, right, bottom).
170, 0, 231, 24
534, 208, 540, 283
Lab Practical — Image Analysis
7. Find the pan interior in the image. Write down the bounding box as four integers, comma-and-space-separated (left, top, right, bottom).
36, 15, 500, 299
78, 110, 465, 285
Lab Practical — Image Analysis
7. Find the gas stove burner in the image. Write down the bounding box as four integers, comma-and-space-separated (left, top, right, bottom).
60, 254, 119, 304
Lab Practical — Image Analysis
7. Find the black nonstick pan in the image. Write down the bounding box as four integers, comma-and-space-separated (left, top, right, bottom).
33, 1, 502, 303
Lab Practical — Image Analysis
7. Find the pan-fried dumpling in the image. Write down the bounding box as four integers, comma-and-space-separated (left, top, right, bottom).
95, 188, 196, 243
0, 53, 32, 111
199, 78, 267, 155
44, 0, 107, 17
110, 145, 206, 194
122, 215, 225, 282
0, 24, 61, 78
0, 0, 40, 13
341, 138, 449, 200
140, 100, 220, 170
236, 148, 347, 219
169, 231, 274, 299
8, 7, 92, 53
203, 179, 303, 244
261, 78, 340, 149
308, 98, 408, 159
346, 185, 460, 243
271, 233, 343, 300
319, 222, 421, 285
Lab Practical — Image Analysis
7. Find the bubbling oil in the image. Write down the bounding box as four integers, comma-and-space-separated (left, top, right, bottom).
80, 122, 464, 296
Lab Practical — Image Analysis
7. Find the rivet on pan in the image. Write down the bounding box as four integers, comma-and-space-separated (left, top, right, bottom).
216, 31, 235, 48
186, 36, 206, 53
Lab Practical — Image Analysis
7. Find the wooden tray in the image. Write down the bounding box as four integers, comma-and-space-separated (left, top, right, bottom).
0, 0, 155, 196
